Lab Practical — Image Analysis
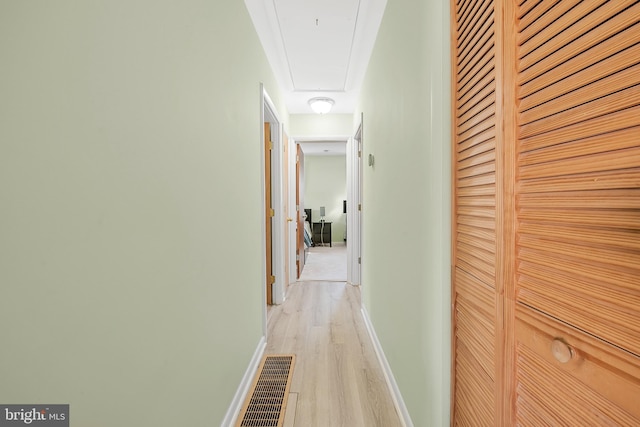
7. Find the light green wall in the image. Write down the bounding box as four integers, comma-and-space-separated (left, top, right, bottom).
304, 156, 347, 243
0, 1, 284, 425
289, 114, 354, 137
356, 0, 451, 425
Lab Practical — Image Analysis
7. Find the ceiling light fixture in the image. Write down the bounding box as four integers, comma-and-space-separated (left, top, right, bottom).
308, 97, 335, 115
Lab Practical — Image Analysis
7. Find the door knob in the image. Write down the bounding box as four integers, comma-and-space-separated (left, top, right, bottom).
551, 338, 574, 363
287, 218, 294, 222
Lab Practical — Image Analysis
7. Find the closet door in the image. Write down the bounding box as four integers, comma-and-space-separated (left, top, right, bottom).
513, 1, 640, 424
451, 0, 503, 424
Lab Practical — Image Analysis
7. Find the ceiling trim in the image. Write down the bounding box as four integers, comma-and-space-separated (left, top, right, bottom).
245, 0, 387, 114
244, 0, 294, 91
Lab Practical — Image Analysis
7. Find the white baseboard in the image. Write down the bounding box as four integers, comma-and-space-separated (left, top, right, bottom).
220, 336, 267, 427
361, 307, 414, 427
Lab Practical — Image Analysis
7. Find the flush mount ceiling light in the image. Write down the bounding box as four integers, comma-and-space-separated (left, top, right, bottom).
308, 97, 335, 114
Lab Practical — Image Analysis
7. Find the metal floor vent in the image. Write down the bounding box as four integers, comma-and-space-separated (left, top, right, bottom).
236, 354, 296, 427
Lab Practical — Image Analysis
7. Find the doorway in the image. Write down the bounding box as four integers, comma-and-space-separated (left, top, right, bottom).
295, 140, 348, 283
261, 86, 285, 314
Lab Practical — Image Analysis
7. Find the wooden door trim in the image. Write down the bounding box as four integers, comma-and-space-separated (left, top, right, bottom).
495, 0, 518, 424
265, 122, 273, 305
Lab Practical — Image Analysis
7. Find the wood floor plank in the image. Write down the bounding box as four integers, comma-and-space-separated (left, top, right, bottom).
265, 282, 402, 427
283, 392, 298, 427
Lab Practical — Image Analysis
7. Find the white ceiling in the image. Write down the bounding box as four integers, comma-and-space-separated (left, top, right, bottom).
298, 140, 347, 156
245, 0, 387, 114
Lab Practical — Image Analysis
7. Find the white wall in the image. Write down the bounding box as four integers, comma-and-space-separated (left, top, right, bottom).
0, 2, 285, 425
289, 114, 354, 137
356, 0, 451, 425
304, 156, 347, 243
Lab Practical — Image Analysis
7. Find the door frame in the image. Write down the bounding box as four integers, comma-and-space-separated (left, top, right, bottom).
294, 141, 305, 281
260, 85, 285, 320
282, 131, 293, 293
287, 138, 297, 285
347, 114, 363, 287
289, 134, 355, 283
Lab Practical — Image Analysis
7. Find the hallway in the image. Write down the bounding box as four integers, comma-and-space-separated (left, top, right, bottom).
298, 243, 347, 282
0, 1, 453, 425
266, 281, 401, 427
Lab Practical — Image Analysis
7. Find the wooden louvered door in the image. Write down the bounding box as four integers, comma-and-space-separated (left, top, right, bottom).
512, 0, 640, 424
451, 0, 506, 425
453, 0, 640, 425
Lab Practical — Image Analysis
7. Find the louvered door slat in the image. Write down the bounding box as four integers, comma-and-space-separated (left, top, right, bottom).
519, 189, 640, 210
518, 0, 582, 47
457, 48, 495, 97
458, 147, 495, 170
520, 64, 640, 125
519, 207, 640, 231
520, 85, 640, 138
517, 0, 543, 20
458, 16, 494, 77
458, 87, 495, 127
518, 223, 640, 252
518, 10, 640, 89
457, 0, 491, 50
454, 281, 496, 426
458, 65, 494, 113
458, 2, 494, 71
519, 232, 639, 269
522, 262, 638, 312
456, 0, 480, 39
457, 183, 494, 199
518, 0, 560, 33
458, 222, 496, 242
457, 170, 495, 189
457, 126, 495, 154
458, 145, 494, 167
457, 116, 494, 145
520, 146, 640, 179
520, 24, 640, 99
519, 0, 609, 60
457, 243, 495, 281
520, 127, 639, 166
520, 41, 640, 112
457, 56, 495, 106
518, 246, 640, 290
458, 101, 495, 135
519, 1, 636, 70
458, 64, 495, 108
518, 106, 640, 153
456, 160, 495, 181
452, 0, 498, 424
456, 0, 473, 24
457, 291, 494, 339
520, 168, 640, 194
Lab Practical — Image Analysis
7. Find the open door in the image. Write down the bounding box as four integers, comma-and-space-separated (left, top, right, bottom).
296, 143, 305, 278
265, 122, 274, 305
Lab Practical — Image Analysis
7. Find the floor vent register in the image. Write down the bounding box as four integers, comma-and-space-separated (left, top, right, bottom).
236, 354, 296, 427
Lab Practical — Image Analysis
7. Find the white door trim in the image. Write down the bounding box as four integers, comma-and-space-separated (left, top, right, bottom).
347, 115, 363, 287
287, 137, 297, 285
260, 85, 285, 337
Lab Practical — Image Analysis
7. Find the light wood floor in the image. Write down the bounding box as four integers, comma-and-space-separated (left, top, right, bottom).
266, 281, 403, 427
